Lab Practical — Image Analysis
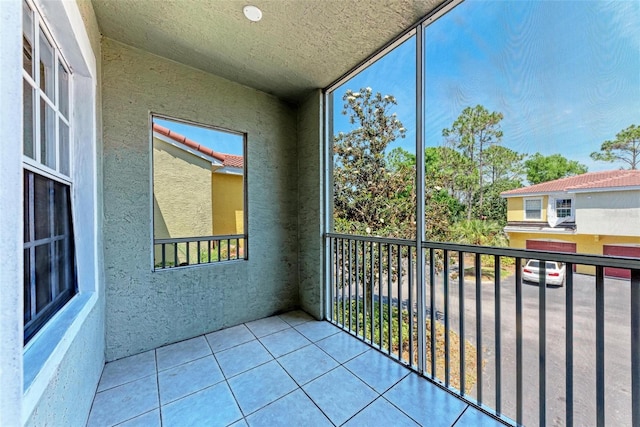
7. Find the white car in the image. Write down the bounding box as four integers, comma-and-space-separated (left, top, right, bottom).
522, 260, 566, 286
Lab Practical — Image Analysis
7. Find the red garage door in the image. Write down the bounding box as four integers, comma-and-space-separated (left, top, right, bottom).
603, 245, 640, 279
526, 240, 577, 271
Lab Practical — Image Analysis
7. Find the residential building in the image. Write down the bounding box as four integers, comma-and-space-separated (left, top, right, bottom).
501, 170, 640, 278
1, 0, 638, 426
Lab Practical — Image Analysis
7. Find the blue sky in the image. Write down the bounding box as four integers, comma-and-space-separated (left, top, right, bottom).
154, 118, 244, 156
332, 0, 639, 172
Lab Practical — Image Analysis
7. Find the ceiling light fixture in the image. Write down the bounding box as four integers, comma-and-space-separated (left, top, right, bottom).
243, 5, 262, 22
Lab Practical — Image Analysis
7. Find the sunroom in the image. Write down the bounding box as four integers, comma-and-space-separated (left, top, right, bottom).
1, 0, 639, 426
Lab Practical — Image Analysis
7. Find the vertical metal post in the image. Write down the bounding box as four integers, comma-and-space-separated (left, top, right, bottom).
355, 240, 360, 335
161, 243, 166, 269
174, 242, 178, 266
398, 244, 403, 361
566, 263, 574, 427
539, 261, 547, 427
415, 22, 426, 375
444, 250, 450, 386
329, 238, 335, 322
388, 244, 393, 355
475, 252, 483, 404
515, 257, 523, 425
208, 240, 211, 263
348, 239, 352, 331
227, 239, 230, 261
379, 242, 383, 349
408, 246, 414, 366
370, 241, 375, 344
631, 269, 640, 427
596, 266, 605, 427
341, 238, 346, 325
430, 247, 436, 378
197, 241, 201, 264
185, 242, 190, 265
495, 255, 502, 414
458, 251, 465, 395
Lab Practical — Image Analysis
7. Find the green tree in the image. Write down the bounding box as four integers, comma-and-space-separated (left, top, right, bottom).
442, 105, 504, 219
590, 124, 640, 170
332, 87, 411, 238
524, 153, 588, 185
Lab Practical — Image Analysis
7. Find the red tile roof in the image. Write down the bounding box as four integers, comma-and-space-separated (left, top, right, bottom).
153, 123, 243, 169
501, 170, 640, 196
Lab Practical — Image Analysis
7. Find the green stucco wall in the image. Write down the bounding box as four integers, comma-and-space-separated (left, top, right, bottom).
26, 302, 104, 426
102, 38, 299, 361
297, 90, 324, 319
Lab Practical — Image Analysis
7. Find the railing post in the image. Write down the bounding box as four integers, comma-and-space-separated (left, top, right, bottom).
631, 269, 640, 427
596, 266, 605, 427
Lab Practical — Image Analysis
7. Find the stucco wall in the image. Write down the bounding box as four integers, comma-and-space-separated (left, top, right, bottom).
508, 232, 640, 275
102, 38, 299, 361
507, 196, 548, 221
212, 173, 244, 235
576, 191, 640, 236
297, 90, 324, 319
153, 138, 213, 238
0, 1, 26, 423
25, 302, 103, 426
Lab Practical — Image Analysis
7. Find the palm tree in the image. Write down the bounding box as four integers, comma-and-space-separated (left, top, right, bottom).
449, 219, 508, 247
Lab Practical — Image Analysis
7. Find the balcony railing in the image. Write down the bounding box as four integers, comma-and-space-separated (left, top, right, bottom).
154, 234, 246, 269
326, 232, 640, 426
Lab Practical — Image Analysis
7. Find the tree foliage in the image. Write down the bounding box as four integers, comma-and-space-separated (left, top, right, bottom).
333, 88, 413, 238
442, 105, 504, 219
590, 124, 640, 170
524, 153, 588, 185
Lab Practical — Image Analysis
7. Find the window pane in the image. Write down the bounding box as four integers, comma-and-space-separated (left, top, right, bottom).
24, 172, 30, 242
35, 244, 52, 312
39, 28, 54, 99
24, 248, 31, 323
23, 80, 35, 158
58, 61, 69, 118
55, 240, 68, 295
59, 120, 70, 176
40, 97, 56, 169
23, 1, 34, 76
53, 180, 68, 236
34, 173, 51, 240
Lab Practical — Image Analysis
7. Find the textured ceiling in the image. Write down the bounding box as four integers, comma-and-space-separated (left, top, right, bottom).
91, 0, 445, 104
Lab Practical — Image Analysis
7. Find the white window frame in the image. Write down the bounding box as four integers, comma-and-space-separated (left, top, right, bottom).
524, 197, 543, 220
554, 197, 574, 219
22, 0, 73, 184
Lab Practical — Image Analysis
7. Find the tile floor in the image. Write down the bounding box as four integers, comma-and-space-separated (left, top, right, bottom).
87, 311, 504, 426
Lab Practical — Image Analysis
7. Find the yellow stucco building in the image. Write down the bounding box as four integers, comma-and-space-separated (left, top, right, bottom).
501, 170, 640, 278
152, 123, 244, 263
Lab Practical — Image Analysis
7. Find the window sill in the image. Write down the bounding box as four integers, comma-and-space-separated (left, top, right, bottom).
23, 291, 98, 422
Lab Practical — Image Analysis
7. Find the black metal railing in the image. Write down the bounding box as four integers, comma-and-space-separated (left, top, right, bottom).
326, 232, 640, 427
154, 234, 246, 269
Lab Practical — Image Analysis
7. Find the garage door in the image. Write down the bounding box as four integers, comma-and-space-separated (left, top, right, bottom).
526, 240, 577, 271
603, 245, 640, 279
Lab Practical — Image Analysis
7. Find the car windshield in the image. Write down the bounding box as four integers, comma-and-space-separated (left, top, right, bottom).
526, 260, 561, 270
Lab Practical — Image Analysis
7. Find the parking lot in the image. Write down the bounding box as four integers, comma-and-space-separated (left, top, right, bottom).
430, 271, 634, 426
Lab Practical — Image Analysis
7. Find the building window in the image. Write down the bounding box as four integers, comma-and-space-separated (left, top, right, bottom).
22, 0, 76, 343
555, 198, 572, 218
151, 116, 247, 269
524, 198, 542, 220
